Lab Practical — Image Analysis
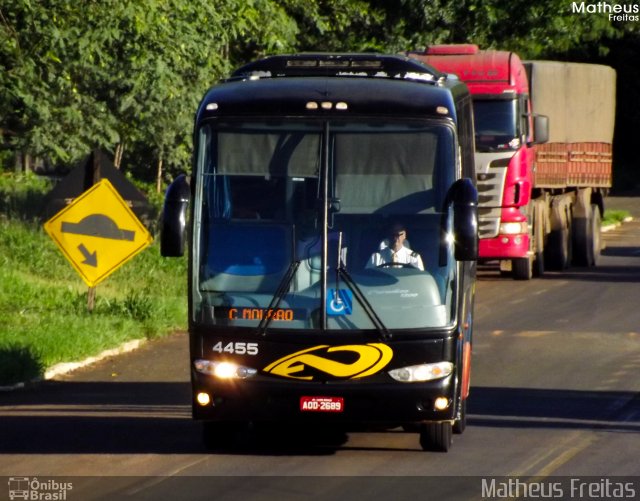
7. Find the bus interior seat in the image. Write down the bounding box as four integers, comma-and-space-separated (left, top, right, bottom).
202, 222, 293, 292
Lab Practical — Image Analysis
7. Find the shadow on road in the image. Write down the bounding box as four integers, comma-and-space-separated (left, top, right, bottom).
478, 261, 640, 284
0, 381, 197, 454
2, 380, 639, 455
0, 381, 344, 455
540, 264, 640, 283
468, 386, 640, 431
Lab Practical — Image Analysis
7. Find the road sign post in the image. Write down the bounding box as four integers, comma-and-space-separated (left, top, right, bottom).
44, 179, 153, 302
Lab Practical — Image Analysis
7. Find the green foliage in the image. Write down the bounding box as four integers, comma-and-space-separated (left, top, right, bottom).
0, 345, 43, 386
0, 1, 636, 185
365, 0, 622, 57
0, 0, 299, 181
602, 209, 631, 227
0, 172, 54, 219
278, 0, 386, 52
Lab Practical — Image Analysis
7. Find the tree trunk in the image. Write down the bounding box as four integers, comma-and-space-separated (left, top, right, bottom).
114, 143, 124, 169
156, 156, 163, 193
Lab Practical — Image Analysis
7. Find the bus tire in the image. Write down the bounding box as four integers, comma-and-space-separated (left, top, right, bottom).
420, 421, 453, 452
202, 421, 241, 450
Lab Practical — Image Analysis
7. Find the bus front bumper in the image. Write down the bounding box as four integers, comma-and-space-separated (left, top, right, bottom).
191, 375, 458, 426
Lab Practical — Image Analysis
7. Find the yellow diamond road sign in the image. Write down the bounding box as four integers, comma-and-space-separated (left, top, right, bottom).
44, 178, 153, 287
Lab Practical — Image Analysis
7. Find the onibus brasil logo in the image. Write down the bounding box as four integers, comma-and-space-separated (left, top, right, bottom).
8, 477, 73, 500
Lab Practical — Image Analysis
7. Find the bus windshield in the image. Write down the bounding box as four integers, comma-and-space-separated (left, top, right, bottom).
192, 120, 458, 332
473, 99, 519, 151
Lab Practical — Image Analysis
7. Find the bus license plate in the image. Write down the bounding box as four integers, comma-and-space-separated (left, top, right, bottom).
300, 396, 344, 413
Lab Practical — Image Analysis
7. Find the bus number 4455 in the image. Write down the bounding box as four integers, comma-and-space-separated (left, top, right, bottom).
212, 342, 259, 355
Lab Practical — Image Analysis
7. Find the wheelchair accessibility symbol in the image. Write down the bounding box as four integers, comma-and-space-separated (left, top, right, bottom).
326, 289, 353, 316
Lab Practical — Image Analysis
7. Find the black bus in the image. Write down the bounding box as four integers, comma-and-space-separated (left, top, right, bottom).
161, 53, 478, 452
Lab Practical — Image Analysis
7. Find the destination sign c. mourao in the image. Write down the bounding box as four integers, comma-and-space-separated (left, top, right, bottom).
44, 179, 153, 287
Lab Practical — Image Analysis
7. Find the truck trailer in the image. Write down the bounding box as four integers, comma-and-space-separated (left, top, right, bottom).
410, 45, 616, 279
161, 53, 478, 452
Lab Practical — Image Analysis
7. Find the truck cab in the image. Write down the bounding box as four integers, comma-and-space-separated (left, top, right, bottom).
410, 44, 548, 279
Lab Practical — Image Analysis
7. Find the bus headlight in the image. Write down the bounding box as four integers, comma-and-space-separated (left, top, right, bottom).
194, 359, 257, 379
388, 362, 453, 382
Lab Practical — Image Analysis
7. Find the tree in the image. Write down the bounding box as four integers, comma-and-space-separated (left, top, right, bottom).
0, 0, 634, 186
0, 0, 299, 182
1, 1, 120, 164
365, 0, 622, 58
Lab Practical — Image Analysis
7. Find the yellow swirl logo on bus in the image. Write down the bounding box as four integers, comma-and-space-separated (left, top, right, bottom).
263, 343, 393, 380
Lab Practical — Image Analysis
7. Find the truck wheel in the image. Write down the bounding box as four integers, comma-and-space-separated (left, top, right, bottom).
532, 202, 545, 277
545, 227, 571, 270
512, 257, 533, 280
591, 205, 602, 266
545, 202, 572, 271
573, 204, 601, 266
419, 422, 453, 452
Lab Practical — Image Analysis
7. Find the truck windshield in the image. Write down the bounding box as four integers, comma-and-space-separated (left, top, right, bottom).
192, 120, 458, 332
473, 99, 519, 151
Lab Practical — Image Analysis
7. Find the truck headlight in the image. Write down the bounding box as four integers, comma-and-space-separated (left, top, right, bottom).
388, 362, 453, 382
499, 221, 528, 235
194, 359, 257, 379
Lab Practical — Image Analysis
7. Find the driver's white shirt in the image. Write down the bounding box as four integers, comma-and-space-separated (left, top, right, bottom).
367, 245, 424, 270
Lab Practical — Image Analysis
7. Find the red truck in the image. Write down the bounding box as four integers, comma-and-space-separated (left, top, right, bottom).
409, 45, 616, 279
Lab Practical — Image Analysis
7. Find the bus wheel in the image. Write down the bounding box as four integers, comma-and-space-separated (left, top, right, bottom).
202, 421, 242, 450
453, 399, 467, 435
419, 422, 452, 452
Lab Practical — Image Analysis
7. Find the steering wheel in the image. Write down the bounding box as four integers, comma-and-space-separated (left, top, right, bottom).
377, 262, 416, 269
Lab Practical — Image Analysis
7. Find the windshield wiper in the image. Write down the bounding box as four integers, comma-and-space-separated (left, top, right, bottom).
337, 265, 392, 341
256, 260, 300, 337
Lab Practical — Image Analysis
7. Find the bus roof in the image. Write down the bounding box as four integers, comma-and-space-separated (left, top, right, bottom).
196, 54, 470, 123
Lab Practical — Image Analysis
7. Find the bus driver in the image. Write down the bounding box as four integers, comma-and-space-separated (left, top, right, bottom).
366, 223, 424, 271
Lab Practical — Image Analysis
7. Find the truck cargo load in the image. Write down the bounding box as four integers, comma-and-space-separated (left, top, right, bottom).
526, 61, 615, 188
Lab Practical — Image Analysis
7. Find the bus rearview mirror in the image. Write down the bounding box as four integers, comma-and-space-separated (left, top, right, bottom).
161, 174, 190, 257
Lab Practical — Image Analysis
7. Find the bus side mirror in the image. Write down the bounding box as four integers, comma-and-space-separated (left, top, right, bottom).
161, 174, 190, 257
530, 114, 549, 145
449, 178, 478, 261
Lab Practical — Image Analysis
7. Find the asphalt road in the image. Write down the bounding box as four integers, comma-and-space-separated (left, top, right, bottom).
2, 196, 640, 500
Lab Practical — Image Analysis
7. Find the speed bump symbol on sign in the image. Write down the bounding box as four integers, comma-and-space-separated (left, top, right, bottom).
44, 179, 153, 287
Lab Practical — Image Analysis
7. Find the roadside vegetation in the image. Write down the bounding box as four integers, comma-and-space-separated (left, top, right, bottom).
602, 209, 631, 227
0, 173, 187, 385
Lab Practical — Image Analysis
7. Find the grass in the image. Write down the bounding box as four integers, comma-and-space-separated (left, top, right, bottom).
602, 209, 631, 227
0, 173, 187, 385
